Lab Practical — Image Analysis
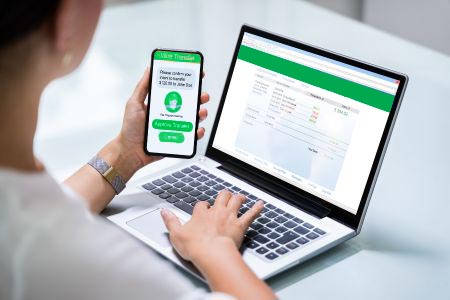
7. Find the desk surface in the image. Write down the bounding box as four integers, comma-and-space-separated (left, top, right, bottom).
36, 0, 450, 299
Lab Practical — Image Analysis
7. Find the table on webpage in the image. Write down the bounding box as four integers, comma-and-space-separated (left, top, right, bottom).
235, 69, 359, 191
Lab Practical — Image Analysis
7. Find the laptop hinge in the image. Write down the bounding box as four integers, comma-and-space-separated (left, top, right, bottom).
218, 160, 331, 219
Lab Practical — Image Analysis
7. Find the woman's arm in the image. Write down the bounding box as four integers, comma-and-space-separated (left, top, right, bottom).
162, 191, 277, 300
65, 68, 209, 213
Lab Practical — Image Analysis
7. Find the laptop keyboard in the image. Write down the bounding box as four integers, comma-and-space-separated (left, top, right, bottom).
141, 165, 327, 262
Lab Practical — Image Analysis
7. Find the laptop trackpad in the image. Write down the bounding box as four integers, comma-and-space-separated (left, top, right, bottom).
126, 209, 172, 248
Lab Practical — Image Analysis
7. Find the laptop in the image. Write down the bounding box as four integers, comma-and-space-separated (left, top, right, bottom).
108, 25, 408, 280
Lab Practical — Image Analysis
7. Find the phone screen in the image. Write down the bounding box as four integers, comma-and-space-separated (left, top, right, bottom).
145, 49, 203, 158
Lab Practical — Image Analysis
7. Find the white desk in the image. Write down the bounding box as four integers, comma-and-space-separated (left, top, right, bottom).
35, 0, 450, 298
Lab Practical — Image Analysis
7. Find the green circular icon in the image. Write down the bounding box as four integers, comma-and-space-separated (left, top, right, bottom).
164, 91, 182, 113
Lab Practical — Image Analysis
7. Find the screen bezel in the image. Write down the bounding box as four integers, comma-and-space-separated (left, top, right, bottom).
144, 48, 204, 159
206, 25, 408, 229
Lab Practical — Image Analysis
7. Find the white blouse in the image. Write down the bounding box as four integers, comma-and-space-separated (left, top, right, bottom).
0, 168, 233, 300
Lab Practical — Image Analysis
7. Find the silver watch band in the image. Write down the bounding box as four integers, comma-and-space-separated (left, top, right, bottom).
88, 156, 126, 194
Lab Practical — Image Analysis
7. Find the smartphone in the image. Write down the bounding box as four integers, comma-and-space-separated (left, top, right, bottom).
144, 49, 204, 158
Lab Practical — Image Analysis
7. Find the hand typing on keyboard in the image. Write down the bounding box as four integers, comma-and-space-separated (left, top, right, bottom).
160, 190, 275, 300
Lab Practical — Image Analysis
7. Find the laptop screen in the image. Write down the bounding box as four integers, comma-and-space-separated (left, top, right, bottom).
211, 32, 400, 214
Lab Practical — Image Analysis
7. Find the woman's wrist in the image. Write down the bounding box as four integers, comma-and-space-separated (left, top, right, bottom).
190, 237, 240, 273
97, 137, 144, 182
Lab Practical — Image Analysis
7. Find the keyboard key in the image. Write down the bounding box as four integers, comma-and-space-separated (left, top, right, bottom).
173, 182, 185, 188
172, 172, 185, 178
163, 175, 177, 183
275, 216, 288, 223
181, 186, 194, 192
197, 185, 209, 192
275, 208, 284, 214
166, 196, 179, 203
200, 170, 209, 175
267, 222, 278, 229
231, 186, 240, 192
183, 196, 197, 203
258, 227, 271, 234
152, 179, 165, 186
223, 182, 232, 187
266, 203, 276, 210
276, 247, 289, 255
293, 226, 309, 235
142, 183, 156, 190
240, 190, 249, 196
189, 172, 201, 178
151, 188, 164, 195
175, 192, 188, 199
303, 222, 314, 229
293, 217, 303, 224
250, 223, 263, 230
189, 190, 202, 197
158, 192, 171, 199
253, 235, 270, 244
275, 231, 299, 244
207, 174, 217, 179
216, 178, 224, 183
205, 190, 217, 196
306, 232, 319, 240
160, 184, 172, 190
213, 184, 225, 191
197, 194, 209, 201
189, 181, 201, 187
286, 242, 299, 250
181, 167, 193, 174
267, 242, 279, 249
181, 177, 193, 183
167, 188, 180, 194
191, 165, 200, 170
314, 228, 326, 235
261, 207, 269, 213
296, 237, 309, 245
267, 232, 280, 239
256, 247, 269, 255
258, 217, 270, 224
284, 221, 297, 228
198, 176, 209, 182
246, 230, 258, 238
245, 241, 259, 249
265, 211, 278, 218
283, 212, 294, 219
174, 201, 193, 214
205, 180, 216, 186
275, 226, 288, 233
265, 252, 279, 260
190, 200, 199, 207
248, 194, 258, 200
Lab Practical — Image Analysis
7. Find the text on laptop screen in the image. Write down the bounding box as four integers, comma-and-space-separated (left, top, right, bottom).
212, 32, 400, 214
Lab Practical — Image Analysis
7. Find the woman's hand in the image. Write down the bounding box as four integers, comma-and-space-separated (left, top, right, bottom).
161, 191, 276, 300
161, 190, 264, 261
107, 68, 209, 178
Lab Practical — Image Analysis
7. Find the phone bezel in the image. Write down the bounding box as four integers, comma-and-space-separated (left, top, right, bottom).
144, 48, 204, 159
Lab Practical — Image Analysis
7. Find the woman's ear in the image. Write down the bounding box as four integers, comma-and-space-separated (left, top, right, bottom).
49, 0, 102, 73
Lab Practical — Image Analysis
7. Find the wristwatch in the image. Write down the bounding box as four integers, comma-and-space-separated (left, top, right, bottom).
88, 156, 126, 194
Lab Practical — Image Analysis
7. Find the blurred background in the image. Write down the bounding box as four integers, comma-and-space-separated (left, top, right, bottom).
35, 0, 449, 180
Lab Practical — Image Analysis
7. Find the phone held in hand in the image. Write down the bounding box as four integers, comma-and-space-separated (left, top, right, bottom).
144, 49, 204, 158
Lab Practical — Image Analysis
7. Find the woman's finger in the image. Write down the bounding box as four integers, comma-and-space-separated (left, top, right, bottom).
199, 108, 208, 121
200, 92, 210, 104
161, 209, 182, 233
238, 200, 264, 229
196, 127, 205, 139
130, 67, 150, 103
214, 190, 233, 207
227, 193, 245, 213
193, 200, 210, 215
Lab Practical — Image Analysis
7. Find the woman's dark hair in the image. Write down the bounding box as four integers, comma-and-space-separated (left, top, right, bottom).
0, 0, 61, 48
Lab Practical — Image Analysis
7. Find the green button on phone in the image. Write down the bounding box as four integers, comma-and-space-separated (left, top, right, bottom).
152, 119, 193, 132
159, 131, 185, 143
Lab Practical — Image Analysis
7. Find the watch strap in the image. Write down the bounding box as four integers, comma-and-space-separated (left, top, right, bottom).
88, 156, 126, 194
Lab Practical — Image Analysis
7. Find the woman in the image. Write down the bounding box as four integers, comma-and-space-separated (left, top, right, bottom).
0, 0, 276, 299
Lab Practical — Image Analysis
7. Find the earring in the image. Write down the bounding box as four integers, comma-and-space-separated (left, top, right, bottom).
62, 52, 73, 66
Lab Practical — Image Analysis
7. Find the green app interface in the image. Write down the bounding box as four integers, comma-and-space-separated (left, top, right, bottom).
147, 50, 201, 156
